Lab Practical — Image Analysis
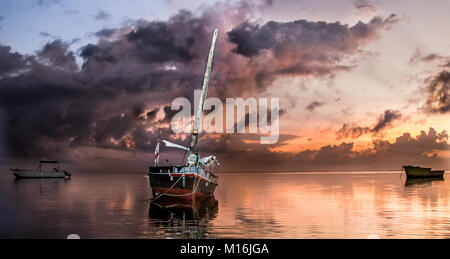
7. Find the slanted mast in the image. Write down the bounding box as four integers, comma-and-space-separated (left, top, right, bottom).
188, 28, 219, 165
147, 29, 220, 201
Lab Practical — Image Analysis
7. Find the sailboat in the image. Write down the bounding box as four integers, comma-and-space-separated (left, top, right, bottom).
148, 28, 220, 201
10, 160, 71, 179
403, 165, 445, 179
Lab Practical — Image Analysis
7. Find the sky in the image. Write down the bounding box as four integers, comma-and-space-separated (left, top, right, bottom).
0, 0, 449, 172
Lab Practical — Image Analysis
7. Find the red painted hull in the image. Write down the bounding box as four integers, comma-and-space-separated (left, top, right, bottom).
151, 187, 209, 202
149, 166, 218, 203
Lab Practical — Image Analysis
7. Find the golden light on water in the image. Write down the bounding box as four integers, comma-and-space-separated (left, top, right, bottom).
212, 172, 450, 238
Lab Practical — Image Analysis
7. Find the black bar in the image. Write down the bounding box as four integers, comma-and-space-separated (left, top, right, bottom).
0, 239, 445, 258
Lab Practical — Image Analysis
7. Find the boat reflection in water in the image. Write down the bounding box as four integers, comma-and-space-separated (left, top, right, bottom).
148, 196, 218, 239
13, 177, 70, 195
405, 177, 444, 187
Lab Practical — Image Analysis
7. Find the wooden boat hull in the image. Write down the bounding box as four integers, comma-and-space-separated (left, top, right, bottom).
10, 169, 66, 178
403, 166, 445, 179
149, 166, 218, 201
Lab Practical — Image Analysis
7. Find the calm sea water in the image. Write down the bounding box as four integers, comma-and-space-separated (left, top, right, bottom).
0, 171, 449, 239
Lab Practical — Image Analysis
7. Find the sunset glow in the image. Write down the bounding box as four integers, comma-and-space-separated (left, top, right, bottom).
0, 0, 449, 172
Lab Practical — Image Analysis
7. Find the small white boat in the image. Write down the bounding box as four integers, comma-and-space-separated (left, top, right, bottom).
10, 161, 71, 179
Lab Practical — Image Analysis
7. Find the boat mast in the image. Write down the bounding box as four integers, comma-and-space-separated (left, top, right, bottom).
188, 28, 219, 160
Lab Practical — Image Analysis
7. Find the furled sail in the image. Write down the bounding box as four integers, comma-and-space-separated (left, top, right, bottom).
162, 140, 189, 151
153, 141, 160, 166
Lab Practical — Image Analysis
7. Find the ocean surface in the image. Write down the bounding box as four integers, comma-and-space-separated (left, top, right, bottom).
0, 171, 449, 239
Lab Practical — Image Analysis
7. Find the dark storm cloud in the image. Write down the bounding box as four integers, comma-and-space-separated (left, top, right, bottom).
38, 40, 78, 71
228, 14, 397, 57
232, 106, 286, 131
0, 3, 399, 163
227, 21, 276, 57
146, 107, 160, 121
226, 13, 398, 90
159, 105, 181, 124
79, 43, 117, 63
305, 101, 325, 112
0, 28, 192, 158
424, 70, 450, 113
126, 18, 195, 63
92, 112, 135, 148
336, 109, 402, 139
0, 45, 27, 76
410, 50, 450, 113
372, 109, 401, 132
95, 28, 117, 38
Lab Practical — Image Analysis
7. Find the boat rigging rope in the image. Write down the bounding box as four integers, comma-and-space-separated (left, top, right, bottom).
149, 170, 203, 203
163, 174, 202, 197
150, 174, 183, 202
148, 133, 206, 205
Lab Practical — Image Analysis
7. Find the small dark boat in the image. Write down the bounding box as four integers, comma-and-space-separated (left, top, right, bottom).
403, 165, 445, 179
10, 160, 71, 179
